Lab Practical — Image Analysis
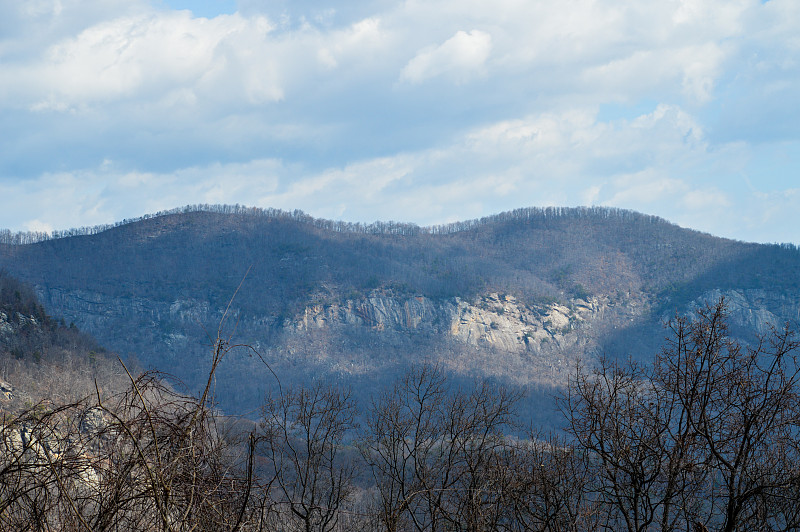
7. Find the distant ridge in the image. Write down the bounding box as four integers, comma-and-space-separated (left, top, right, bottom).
1, 204, 686, 245
3, 203, 800, 421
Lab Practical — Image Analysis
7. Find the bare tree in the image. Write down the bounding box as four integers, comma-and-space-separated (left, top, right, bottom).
260, 382, 358, 532
8, 295, 800, 532
504, 432, 599, 532
656, 299, 800, 531
564, 298, 800, 532
360, 365, 523, 532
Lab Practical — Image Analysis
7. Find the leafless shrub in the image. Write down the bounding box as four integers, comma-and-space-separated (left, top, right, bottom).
0, 334, 271, 531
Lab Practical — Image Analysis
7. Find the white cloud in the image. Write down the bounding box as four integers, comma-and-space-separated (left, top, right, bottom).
400, 30, 491, 84
0, 159, 284, 231
0, 0, 779, 117
23, 219, 55, 233
1, 101, 799, 245
320, 17, 385, 66
607, 171, 689, 205
14, 11, 284, 109
680, 188, 730, 211
1, 0, 800, 245
0, 0, 784, 113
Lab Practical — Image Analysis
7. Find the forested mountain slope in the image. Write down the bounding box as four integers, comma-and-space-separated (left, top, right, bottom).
1, 205, 799, 419
0, 271, 126, 413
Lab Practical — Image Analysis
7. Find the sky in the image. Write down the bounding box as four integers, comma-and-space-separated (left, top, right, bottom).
1, 0, 799, 243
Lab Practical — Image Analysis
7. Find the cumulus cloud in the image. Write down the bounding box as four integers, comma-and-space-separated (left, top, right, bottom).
0, 0, 787, 115
400, 30, 491, 84
5, 11, 283, 111
23, 219, 55, 233
0, 158, 285, 231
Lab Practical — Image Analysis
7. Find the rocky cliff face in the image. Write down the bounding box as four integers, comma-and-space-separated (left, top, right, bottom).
35, 285, 644, 390
682, 288, 800, 335
0, 311, 39, 343
288, 291, 637, 382
32, 280, 800, 420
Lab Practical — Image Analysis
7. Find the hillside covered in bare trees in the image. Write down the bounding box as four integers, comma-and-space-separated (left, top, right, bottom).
2, 206, 800, 422
2, 272, 800, 531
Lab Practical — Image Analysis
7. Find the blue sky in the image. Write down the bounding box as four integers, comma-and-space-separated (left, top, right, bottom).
1, 0, 799, 243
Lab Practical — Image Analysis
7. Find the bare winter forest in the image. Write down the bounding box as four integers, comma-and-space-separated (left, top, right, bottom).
4, 206, 800, 422
4, 207, 800, 531
3, 291, 800, 531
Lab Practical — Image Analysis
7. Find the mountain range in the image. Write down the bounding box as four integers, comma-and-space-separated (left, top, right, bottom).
2, 205, 799, 424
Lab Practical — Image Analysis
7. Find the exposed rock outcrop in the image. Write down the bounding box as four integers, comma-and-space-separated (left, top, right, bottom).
29, 285, 800, 417
34, 285, 645, 391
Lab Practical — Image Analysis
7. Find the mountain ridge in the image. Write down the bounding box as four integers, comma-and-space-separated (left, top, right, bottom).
2, 204, 706, 243
2, 205, 799, 422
